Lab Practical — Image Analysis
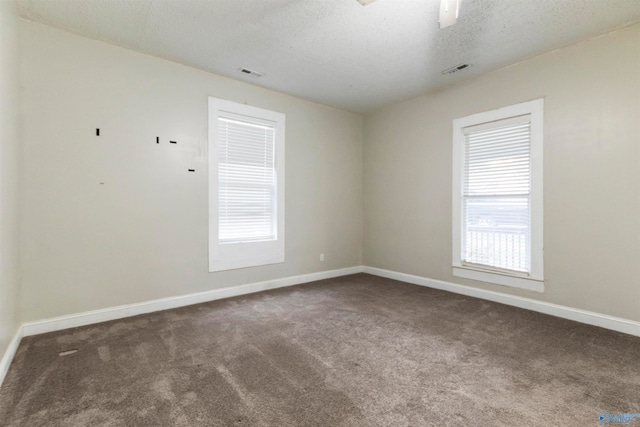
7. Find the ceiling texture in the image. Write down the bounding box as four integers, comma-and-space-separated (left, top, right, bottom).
15, 0, 640, 113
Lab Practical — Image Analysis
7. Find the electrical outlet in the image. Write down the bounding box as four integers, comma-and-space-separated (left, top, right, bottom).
320, 254, 324, 262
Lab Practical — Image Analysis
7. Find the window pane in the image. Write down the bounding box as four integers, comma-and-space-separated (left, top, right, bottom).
463, 196, 530, 272
462, 118, 532, 273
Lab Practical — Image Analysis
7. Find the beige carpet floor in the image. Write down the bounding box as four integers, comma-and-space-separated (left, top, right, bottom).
0, 273, 639, 426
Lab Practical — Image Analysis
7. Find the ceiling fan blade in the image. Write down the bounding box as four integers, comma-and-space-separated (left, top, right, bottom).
356, 0, 377, 5
439, 0, 461, 29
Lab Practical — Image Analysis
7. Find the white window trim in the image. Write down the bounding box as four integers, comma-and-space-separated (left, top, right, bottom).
208, 97, 285, 272
452, 99, 544, 292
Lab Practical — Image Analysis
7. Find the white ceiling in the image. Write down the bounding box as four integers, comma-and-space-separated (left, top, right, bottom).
15, 0, 640, 113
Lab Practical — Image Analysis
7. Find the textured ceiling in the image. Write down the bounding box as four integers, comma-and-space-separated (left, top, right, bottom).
15, 0, 640, 113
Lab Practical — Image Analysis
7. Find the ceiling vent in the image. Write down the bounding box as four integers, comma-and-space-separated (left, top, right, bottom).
441, 63, 470, 75
238, 68, 263, 79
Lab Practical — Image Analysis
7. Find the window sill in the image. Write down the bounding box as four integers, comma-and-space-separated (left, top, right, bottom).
452, 265, 544, 292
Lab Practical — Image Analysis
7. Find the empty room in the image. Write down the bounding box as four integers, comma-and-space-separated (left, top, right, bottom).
1, 0, 639, 425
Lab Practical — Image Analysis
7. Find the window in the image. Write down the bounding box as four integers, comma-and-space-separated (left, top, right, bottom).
452, 99, 543, 291
209, 97, 285, 272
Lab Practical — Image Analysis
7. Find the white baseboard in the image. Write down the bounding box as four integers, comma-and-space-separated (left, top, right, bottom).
21, 266, 364, 337
364, 266, 640, 338
3, 264, 638, 389
0, 327, 23, 390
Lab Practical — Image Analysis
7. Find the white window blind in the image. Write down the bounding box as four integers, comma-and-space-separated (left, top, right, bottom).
462, 116, 531, 273
218, 113, 277, 243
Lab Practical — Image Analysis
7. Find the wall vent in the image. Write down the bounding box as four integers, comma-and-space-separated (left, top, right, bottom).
442, 63, 470, 75
238, 68, 263, 79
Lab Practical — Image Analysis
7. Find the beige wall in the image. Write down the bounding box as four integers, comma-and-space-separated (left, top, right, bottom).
19, 21, 363, 322
15, 19, 640, 326
0, 0, 21, 354
364, 25, 640, 322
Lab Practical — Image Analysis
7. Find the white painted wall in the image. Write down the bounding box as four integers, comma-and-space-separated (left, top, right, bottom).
0, 0, 21, 356
18, 21, 363, 322
364, 25, 640, 322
